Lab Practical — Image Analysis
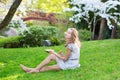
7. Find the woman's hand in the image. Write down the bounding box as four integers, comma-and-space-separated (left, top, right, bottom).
45, 49, 56, 54
45, 49, 53, 52
58, 51, 64, 57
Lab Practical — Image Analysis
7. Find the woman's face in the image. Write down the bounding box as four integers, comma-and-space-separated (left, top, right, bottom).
64, 29, 72, 39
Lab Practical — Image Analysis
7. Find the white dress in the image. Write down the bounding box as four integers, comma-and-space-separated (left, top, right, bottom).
56, 43, 80, 70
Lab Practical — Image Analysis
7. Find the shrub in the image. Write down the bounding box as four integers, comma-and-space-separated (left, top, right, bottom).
50, 37, 61, 46
0, 36, 21, 48
78, 29, 91, 41
20, 26, 59, 47
25, 21, 34, 27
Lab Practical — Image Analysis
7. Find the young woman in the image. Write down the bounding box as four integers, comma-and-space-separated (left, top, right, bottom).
20, 28, 81, 73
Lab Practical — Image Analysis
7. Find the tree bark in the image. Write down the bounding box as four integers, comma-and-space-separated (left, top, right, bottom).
91, 24, 96, 40
111, 22, 117, 39
98, 18, 106, 40
0, 0, 22, 30
90, 26, 92, 40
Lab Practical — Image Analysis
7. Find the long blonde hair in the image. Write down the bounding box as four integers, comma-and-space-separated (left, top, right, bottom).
66, 28, 81, 48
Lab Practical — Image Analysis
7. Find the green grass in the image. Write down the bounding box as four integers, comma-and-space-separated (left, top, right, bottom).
0, 39, 120, 80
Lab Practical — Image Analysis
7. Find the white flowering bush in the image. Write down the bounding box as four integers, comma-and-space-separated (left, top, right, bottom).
7, 16, 29, 36
65, 0, 120, 29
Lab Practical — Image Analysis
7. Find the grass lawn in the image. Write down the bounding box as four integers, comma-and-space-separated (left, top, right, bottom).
0, 39, 120, 80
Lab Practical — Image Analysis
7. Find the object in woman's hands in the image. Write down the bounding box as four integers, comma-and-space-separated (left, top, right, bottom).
45, 49, 54, 53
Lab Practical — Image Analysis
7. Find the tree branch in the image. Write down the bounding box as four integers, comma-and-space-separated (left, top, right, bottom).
0, 0, 22, 30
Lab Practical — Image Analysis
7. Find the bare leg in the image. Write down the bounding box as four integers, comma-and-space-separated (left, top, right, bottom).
20, 54, 57, 73
39, 65, 60, 72
28, 65, 60, 73
20, 64, 34, 72
34, 54, 56, 70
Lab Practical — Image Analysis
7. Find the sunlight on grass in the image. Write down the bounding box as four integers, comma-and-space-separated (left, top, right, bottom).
0, 62, 6, 70
0, 62, 5, 66
0, 74, 22, 80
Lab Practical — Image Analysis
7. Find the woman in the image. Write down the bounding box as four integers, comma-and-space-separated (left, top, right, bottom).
20, 28, 81, 73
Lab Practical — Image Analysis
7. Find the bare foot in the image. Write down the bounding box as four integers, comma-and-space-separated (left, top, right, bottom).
20, 64, 32, 72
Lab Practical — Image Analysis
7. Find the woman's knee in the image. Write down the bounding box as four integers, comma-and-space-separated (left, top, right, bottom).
48, 54, 56, 60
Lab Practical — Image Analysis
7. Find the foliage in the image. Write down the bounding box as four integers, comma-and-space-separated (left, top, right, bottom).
0, 0, 12, 19
50, 36, 61, 46
79, 29, 91, 41
0, 36, 21, 48
0, 39, 120, 80
25, 21, 34, 27
0, 26, 63, 48
32, 0, 69, 13
20, 26, 59, 47
7, 20, 21, 28
54, 12, 75, 28
66, 0, 120, 29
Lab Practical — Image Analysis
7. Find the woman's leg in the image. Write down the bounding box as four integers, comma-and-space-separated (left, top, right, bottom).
20, 54, 57, 72
28, 64, 60, 73
40, 65, 60, 72
35, 54, 57, 70
20, 64, 33, 72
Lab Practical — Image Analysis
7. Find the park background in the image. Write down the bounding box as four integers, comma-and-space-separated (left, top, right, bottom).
0, 0, 120, 80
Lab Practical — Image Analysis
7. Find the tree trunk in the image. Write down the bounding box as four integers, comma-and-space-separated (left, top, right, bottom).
111, 23, 117, 39
91, 21, 97, 40
98, 18, 106, 40
90, 26, 93, 40
0, 0, 22, 30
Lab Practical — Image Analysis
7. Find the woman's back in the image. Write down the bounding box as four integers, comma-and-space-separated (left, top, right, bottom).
67, 43, 80, 60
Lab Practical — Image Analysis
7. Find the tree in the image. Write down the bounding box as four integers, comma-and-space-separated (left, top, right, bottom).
66, 0, 120, 40
98, 18, 106, 39
32, 0, 69, 13
110, 4, 120, 39
0, 0, 22, 30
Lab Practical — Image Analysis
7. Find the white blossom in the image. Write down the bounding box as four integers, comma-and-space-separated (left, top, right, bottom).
65, 0, 120, 29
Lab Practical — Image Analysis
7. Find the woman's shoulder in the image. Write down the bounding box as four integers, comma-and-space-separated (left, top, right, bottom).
66, 43, 76, 49
67, 43, 74, 46
68, 43, 80, 49
68, 43, 76, 46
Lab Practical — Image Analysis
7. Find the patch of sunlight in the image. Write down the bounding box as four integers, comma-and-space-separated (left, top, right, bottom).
0, 74, 22, 80
0, 62, 5, 66
0, 62, 6, 69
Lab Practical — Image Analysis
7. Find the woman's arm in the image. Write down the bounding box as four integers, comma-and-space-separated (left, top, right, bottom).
50, 48, 71, 61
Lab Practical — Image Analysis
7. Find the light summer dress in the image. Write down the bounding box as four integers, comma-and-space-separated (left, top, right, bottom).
56, 43, 80, 70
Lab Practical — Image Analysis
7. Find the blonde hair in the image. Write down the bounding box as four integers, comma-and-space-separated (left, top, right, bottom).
66, 28, 81, 48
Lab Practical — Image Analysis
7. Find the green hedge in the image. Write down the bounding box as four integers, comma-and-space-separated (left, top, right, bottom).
79, 29, 91, 41
0, 26, 62, 48
0, 36, 21, 48
50, 36, 61, 46
20, 26, 60, 47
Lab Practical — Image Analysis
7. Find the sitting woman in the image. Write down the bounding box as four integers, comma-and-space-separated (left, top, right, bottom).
20, 28, 81, 73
